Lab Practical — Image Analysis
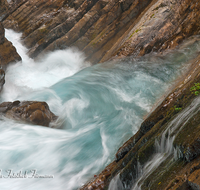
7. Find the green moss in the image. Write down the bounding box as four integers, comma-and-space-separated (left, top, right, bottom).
129, 29, 141, 39
153, 3, 167, 11
150, 13, 155, 18
190, 82, 200, 95
174, 105, 182, 111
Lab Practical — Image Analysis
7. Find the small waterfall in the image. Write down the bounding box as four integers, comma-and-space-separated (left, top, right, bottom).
109, 96, 200, 190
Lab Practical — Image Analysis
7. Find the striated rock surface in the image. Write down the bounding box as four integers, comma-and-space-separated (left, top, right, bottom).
2, 0, 200, 64
0, 0, 9, 21
112, 0, 200, 60
0, 101, 58, 127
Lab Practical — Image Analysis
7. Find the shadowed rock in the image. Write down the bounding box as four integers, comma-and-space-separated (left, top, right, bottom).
0, 101, 58, 127
0, 21, 21, 68
0, 69, 5, 92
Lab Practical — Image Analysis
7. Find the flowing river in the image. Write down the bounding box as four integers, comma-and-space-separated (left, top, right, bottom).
0, 29, 199, 190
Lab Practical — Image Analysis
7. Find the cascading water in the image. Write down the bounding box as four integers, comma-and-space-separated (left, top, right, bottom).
128, 96, 200, 190
0, 29, 199, 190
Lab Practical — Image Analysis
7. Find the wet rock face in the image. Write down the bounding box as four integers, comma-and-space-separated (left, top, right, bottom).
3, 0, 200, 63
0, 21, 21, 68
0, 101, 58, 127
0, 22, 5, 44
0, 38, 21, 68
0, 20, 21, 92
2, 0, 155, 63
0, 69, 5, 92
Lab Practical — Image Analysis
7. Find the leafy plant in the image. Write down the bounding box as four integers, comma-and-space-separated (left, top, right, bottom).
190, 83, 200, 96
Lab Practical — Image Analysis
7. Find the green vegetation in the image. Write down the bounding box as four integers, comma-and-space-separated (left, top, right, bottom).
150, 13, 155, 18
190, 83, 200, 96
174, 105, 182, 111
129, 29, 141, 39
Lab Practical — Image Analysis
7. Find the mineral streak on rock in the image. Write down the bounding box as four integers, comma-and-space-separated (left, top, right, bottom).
0, 101, 58, 127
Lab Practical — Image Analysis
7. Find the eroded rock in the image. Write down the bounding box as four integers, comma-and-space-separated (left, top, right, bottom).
0, 101, 58, 127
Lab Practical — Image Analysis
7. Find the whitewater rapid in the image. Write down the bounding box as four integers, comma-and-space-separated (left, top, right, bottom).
0, 29, 198, 190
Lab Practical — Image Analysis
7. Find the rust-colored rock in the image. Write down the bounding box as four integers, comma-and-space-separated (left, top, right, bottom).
0, 21, 21, 68
2, 0, 156, 63
0, 101, 58, 127
112, 0, 200, 60
0, 20, 21, 92
3, 0, 200, 64
0, 0, 9, 21
0, 38, 21, 68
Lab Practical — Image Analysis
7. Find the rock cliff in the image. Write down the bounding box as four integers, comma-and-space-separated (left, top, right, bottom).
3, 0, 199, 64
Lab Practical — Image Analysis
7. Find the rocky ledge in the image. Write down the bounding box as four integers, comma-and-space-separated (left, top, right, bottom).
2, 0, 200, 64
0, 101, 58, 127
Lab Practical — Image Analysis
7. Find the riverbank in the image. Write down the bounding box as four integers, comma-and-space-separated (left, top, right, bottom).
80, 52, 200, 189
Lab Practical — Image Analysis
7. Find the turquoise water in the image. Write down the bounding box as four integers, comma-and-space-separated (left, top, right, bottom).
0, 30, 199, 190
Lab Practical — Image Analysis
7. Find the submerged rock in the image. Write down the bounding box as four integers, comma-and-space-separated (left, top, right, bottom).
0, 101, 58, 127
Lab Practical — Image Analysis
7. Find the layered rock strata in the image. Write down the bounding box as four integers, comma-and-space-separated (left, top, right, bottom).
3, 0, 200, 64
